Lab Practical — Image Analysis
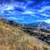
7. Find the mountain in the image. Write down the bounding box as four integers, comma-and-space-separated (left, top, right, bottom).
21, 22, 50, 30
1, 17, 50, 30
0, 19, 50, 50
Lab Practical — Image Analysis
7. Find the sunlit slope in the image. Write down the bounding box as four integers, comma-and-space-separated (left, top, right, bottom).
0, 20, 50, 50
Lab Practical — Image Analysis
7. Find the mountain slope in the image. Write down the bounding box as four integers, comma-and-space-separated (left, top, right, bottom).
0, 20, 50, 50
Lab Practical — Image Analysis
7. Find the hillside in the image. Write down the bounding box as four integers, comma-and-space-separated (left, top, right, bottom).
0, 20, 49, 50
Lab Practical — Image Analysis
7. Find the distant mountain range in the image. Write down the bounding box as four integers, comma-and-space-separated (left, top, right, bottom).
0, 18, 50, 30
21, 22, 50, 30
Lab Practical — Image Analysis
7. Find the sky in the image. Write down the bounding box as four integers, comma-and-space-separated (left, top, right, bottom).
0, 0, 50, 24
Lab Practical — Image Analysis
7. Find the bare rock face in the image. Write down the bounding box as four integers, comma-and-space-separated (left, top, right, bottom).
0, 20, 49, 50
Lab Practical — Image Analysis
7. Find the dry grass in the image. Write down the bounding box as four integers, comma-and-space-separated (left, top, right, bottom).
0, 21, 49, 50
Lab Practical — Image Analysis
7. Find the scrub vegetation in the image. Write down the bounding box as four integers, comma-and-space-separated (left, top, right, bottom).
0, 20, 49, 50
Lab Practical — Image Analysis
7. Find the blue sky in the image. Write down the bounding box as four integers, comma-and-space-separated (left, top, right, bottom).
0, 0, 50, 24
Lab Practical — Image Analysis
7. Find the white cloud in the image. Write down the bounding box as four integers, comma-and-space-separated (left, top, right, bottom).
44, 19, 50, 24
